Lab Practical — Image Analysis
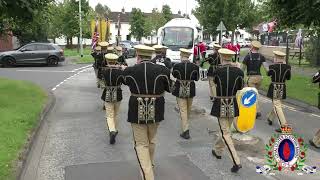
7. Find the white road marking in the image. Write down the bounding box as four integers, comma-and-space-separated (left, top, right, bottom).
51, 67, 92, 91
17, 70, 75, 73
311, 114, 320, 118
71, 65, 92, 72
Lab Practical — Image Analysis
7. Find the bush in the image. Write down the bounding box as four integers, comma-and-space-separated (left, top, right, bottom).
305, 35, 320, 66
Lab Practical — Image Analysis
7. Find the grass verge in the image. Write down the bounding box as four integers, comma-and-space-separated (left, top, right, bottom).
259, 68, 318, 106
64, 48, 94, 64
0, 78, 47, 180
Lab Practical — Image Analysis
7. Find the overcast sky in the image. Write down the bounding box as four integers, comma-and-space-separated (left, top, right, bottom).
88, 0, 198, 14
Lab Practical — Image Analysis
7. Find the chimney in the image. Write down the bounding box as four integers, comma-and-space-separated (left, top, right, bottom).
121, 7, 125, 14
178, 10, 181, 15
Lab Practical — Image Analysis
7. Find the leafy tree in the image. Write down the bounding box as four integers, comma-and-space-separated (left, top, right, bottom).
59, 0, 90, 46
95, 3, 111, 18
194, 0, 259, 43
162, 5, 173, 22
0, 0, 53, 43
144, 8, 166, 36
129, 8, 145, 41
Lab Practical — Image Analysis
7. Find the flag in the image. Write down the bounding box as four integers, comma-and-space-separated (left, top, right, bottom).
295, 29, 303, 49
91, 20, 99, 50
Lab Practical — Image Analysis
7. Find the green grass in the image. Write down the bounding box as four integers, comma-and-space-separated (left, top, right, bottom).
64, 48, 92, 57
63, 48, 94, 64
0, 78, 47, 180
259, 68, 318, 106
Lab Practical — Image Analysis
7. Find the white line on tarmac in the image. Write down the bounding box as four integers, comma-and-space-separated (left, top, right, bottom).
51, 67, 92, 91
71, 65, 92, 72
17, 70, 75, 73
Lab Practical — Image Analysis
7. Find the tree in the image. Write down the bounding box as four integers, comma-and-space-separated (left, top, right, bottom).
262, 0, 320, 65
162, 5, 173, 22
129, 8, 145, 41
95, 3, 110, 18
0, 0, 53, 43
59, 0, 91, 46
144, 8, 166, 36
194, 0, 259, 43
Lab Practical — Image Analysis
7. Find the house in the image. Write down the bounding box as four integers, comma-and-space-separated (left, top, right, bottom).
108, 10, 183, 44
0, 32, 20, 52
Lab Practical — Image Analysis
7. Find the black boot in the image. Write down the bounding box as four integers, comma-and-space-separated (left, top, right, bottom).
109, 131, 118, 145
256, 112, 261, 119
210, 97, 214, 102
267, 118, 273, 126
231, 164, 242, 173
103, 105, 106, 110
211, 150, 222, 159
180, 130, 190, 139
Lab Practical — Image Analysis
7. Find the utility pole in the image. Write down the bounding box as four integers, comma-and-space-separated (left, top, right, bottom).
79, 0, 83, 57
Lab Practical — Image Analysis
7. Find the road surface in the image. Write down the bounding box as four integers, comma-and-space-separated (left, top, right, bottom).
19, 57, 320, 180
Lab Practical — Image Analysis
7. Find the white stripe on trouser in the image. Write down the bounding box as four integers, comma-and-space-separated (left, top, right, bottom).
132, 123, 159, 180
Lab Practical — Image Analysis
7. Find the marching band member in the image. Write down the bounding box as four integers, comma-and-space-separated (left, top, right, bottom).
91, 45, 102, 88
242, 41, 268, 119
309, 71, 320, 149
211, 48, 244, 173
123, 45, 172, 180
172, 48, 200, 139
266, 51, 291, 132
152, 45, 172, 69
206, 44, 222, 101
115, 46, 128, 66
101, 53, 124, 144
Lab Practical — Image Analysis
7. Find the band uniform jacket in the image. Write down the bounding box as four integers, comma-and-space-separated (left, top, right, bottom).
267, 64, 291, 100
206, 52, 221, 77
96, 53, 107, 79
242, 53, 266, 75
171, 61, 200, 98
91, 51, 98, 69
123, 61, 172, 124
210, 65, 244, 118
151, 55, 172, 69
117, 55, 128, 66
100, 67, 124, 102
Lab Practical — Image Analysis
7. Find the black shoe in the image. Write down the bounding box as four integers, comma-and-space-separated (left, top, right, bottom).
275, 128, 282, 133
180, 130, 190, 139
97, 84, 101, 88
211, 150, 222, 159
267, 119, 273, 126
309, 140, 319, 149
231, 164, 242, 173
103, 105, 106, 110
210, 97, 214, 102
256, 112, 261, 119
109, 131, 117, 145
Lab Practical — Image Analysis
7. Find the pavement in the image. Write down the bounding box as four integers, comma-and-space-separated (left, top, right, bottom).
18, 57, 320, 180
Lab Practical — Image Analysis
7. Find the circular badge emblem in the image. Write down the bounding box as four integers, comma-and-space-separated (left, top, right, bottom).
241, 90, 257, 108
273, 134, 300, 168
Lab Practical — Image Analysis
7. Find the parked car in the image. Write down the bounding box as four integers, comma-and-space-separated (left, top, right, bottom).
119, 42, 136, 58
0, 43, 65, 67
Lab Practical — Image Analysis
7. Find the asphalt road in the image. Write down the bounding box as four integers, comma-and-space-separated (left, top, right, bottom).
0, 59, 91, 90
20, 57, 320, 180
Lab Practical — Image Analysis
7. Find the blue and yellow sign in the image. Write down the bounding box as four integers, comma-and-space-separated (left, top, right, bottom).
235, 87, 258, 133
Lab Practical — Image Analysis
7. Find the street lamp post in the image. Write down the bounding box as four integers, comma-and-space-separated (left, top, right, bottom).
79, 0, 83, 57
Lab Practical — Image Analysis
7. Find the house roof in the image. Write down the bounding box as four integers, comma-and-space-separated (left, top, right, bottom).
108, 11, 183, 23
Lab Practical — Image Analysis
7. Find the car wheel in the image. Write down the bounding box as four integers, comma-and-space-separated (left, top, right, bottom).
2, 56, 16, 67
47, 56, 59, 66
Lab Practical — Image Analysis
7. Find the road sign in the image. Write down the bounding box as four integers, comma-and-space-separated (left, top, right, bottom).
241, 90, 257, 108
216, 21, 227, 31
